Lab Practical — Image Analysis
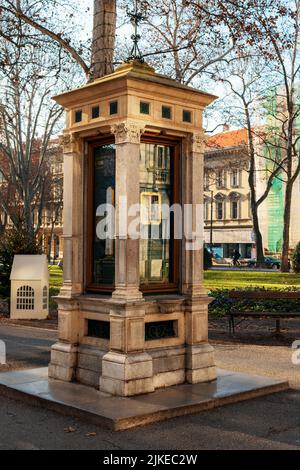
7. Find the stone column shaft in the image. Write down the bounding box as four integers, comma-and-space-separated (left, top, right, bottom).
100, 121, 154, 396
111, 121, 145, 301
182, 131, 216, 384
60, 135, 84, 297
182, 132, 207, 297
49, 134, 83, 382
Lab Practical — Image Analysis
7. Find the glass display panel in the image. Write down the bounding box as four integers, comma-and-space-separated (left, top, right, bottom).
92, 144, 116, 285
139, 143, 174, 286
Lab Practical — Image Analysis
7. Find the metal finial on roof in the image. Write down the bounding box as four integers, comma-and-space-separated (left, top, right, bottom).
126, 0, 148, 63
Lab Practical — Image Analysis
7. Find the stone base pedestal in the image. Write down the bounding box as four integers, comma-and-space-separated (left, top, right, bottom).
100, 351, 154, 396
49, 342, 78, 382
76, 346, 106, 388
48, 295, 217, 394
186, 343, 217, 384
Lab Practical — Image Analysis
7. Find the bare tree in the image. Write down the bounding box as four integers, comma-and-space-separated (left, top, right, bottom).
210, 57, 289, 264
0, 0, 116, 81
120, 0, 234, 85
189, 0, 299, 271
263, 0, 300, 271
0, 19, 64, 244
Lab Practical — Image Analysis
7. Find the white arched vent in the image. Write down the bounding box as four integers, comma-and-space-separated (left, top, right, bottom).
16, 286, 35, 310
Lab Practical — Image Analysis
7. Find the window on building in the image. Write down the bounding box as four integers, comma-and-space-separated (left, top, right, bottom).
204, 199, 210, 221
162, 106, 172, 119
140, 102, 150, 115
46, 209, 52, 227
230, 192, 240, 219
215, 194, 225, 220
216, 169, 226, 189
216, 201, 223, 220
109, 101, 118, 115
182, 110, 192, 123
74, 110, 82, 123
231, 169, 240, 187
57, 209, 63, 225
52, 163, 62, 175
92, 105, 100, 119
231, 200, 238, 219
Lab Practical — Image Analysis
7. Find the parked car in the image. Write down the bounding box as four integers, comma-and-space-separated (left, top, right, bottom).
247, 256, 281, 269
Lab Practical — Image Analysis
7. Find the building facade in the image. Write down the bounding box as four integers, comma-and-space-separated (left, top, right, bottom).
204, 126, 300, 258
204, 129, 254, 259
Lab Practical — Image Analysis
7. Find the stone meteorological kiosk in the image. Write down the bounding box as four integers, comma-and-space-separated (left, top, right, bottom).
48, 59, 218, 396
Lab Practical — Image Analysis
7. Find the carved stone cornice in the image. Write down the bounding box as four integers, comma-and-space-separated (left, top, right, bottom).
111, 121, 145, 145
188, 130, 206, 154
59, 133, 82, 154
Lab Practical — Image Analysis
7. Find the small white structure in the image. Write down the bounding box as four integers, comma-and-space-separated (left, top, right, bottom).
10, 255, 49, 320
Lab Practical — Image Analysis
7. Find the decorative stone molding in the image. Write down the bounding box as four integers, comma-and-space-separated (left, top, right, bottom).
188, 130, 206, 153
59, 133, 82, 154
158, 298, 185, 313
111, 121, 146, 145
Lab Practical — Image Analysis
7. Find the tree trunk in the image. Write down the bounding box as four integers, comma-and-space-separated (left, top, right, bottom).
251, 201, 264, 264
281, 181, 293, 272
246, 105, 265, 265
281, 97, 296, 273
91, 0, 116, 80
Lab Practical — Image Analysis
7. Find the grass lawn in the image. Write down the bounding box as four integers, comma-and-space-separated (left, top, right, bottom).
49, 266, 63, 309
204, 270, 300, 291
49, 265, 63, 288
49, 266, 300, 292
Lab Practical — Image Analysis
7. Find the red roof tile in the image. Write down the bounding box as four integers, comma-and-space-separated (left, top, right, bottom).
206, 128, 248, 149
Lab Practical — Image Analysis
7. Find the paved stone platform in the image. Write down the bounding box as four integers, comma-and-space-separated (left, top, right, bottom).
0, 367, 289, 431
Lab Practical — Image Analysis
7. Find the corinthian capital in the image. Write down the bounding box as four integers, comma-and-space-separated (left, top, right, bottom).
188, 130, 206, 153
111, 121, 145, 145
59, 133, 82, 154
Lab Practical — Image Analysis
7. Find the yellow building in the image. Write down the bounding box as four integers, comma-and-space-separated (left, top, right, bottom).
205, 125, 300, 259
204, 128, 254, 259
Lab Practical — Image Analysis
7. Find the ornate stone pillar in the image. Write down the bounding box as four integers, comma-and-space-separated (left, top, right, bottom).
49, 133, 84, 382
111, 121, 145, 302
100, 121, 154, 396
59, 134, 84, 298
182, 131, 216, 384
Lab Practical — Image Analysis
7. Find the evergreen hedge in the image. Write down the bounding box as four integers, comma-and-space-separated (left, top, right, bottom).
208, 287, 300, 316
292, 242, 300, 273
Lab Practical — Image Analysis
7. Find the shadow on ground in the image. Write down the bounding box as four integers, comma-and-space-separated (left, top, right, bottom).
209, 316, 300, 347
